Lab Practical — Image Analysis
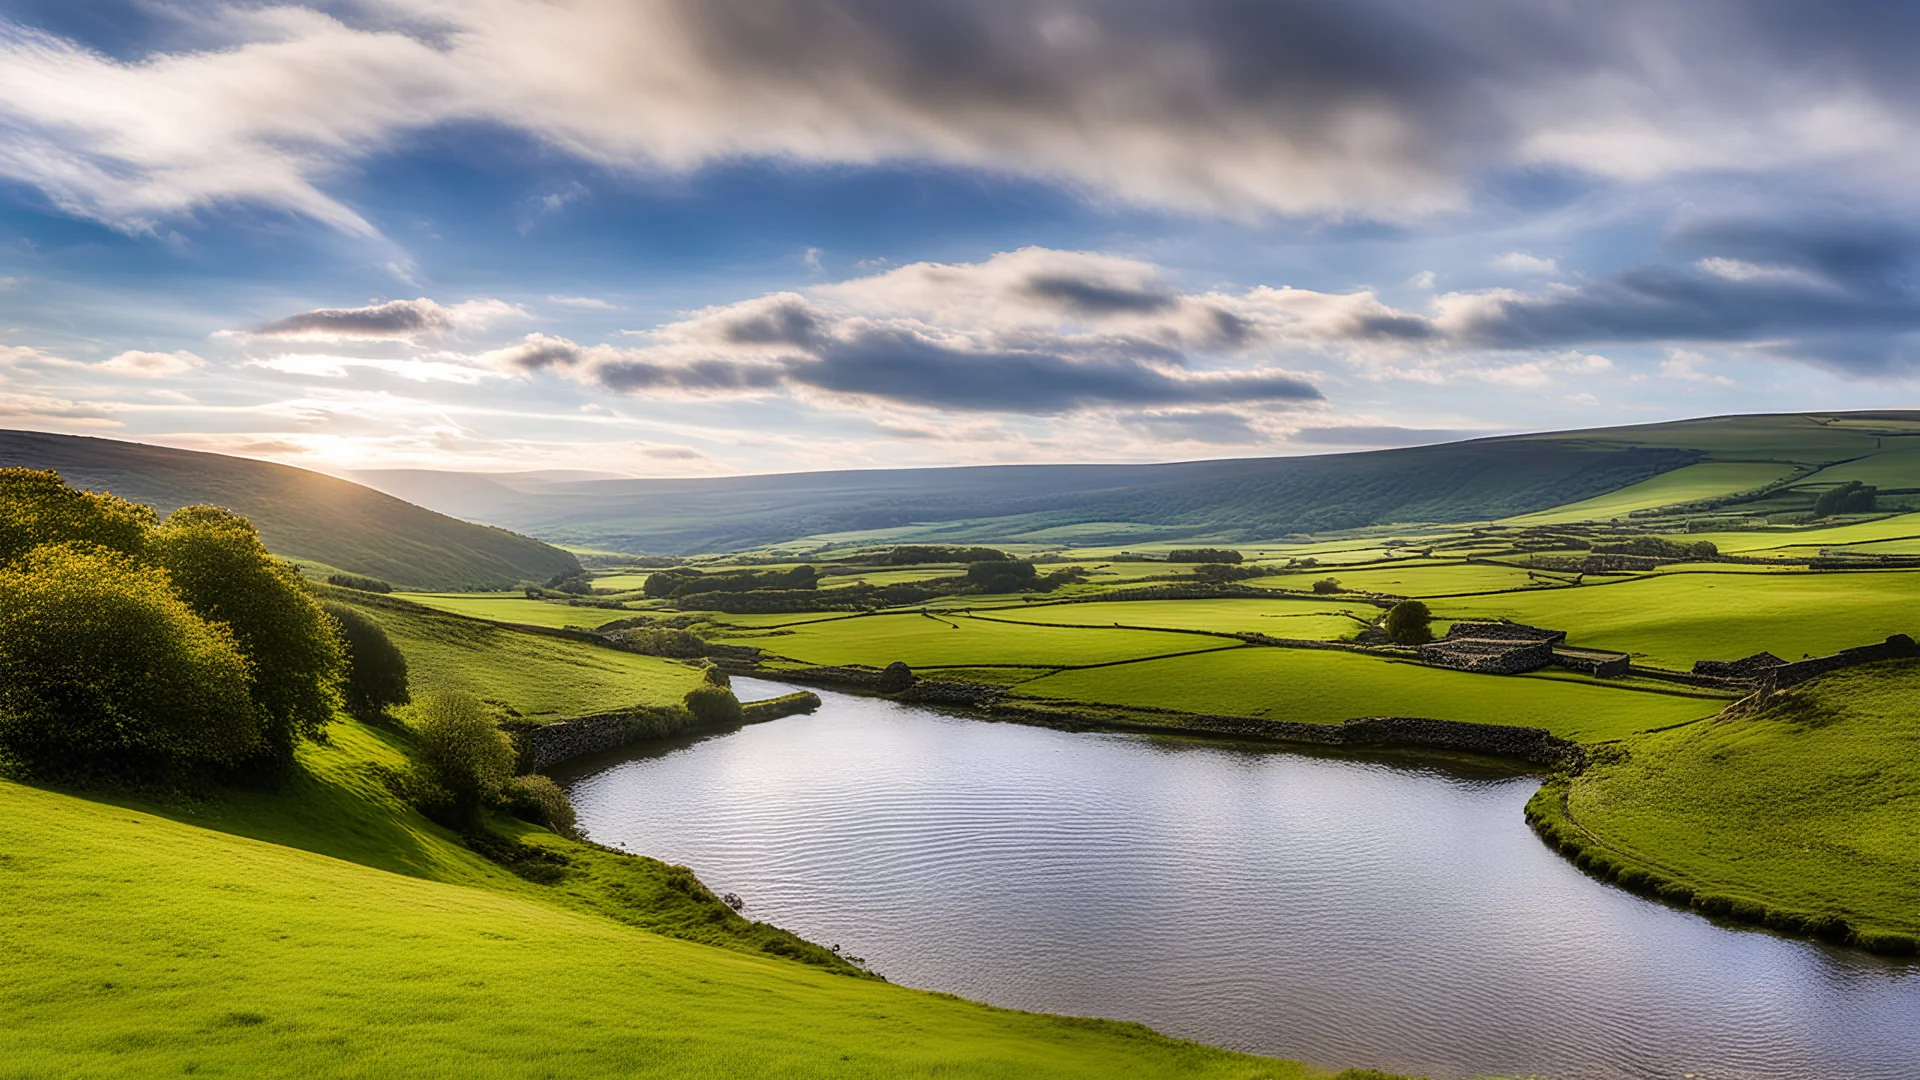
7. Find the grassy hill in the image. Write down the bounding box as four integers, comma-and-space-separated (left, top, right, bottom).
357, 411, 1920, 554
0, 431, 581, 590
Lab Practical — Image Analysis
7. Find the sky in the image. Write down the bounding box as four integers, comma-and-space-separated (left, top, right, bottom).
2, 0, 1918, 478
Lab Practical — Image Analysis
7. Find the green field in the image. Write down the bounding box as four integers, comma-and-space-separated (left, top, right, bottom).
399, 592, 634, 631
1432, 570, 1920, 669
714, 611, 1241, 669
1253, 560, 1557, 597
0, 730, 1328, 1079
976, 599, 1368, 640
1559, 661, 1920, 941
1501, 461, 1799, 525
325, 588, 704, 719
1670, 511, 1920, 554
1010, 647, 1727, 742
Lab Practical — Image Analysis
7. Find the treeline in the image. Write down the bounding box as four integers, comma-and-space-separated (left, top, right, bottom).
1166, 548, 1243, 563
856, 545, 1014, 565
0, 469, 408, 781
645, 564, 819, 600
1813, 481, 1877, 518
672, 561, 1087, 614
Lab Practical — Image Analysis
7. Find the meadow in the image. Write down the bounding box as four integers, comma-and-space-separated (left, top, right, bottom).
398, 591, 635, 631
710, 611, 1243, 670
1555, 660, 1920, 943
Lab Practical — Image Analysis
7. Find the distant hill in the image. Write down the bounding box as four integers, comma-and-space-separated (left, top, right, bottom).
353, 411, 1920, 553
0, 431, 581, 589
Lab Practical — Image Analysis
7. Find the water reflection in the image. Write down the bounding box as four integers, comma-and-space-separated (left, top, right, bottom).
554, 683, 1918, 1080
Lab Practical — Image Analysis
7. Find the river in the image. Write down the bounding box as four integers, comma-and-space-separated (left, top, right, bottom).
552, 678, 1919, 1080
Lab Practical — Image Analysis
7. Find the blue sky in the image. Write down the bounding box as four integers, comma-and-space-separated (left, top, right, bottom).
2, 0, 1917, 476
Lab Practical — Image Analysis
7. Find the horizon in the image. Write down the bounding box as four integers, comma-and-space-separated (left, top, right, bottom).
4, 3, 1920, 476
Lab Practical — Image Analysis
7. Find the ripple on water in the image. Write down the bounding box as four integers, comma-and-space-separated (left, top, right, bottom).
554, 686, 1920, 1080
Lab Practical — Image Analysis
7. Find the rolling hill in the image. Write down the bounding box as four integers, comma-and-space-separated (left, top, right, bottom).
0, 430, 581, 590
356, 411, 1920, 553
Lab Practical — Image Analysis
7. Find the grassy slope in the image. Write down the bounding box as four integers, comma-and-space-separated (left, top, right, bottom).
400, 592, 634, 631
1560, 661, 1920, 939
974, 599, 1367, 639
0, 430, 579, 590
1010, 648, 1726, 742
0, 741, 1321, 1079
1501, 461, 1800, 525
322, 588, 704, 720
717, 612, 1242, 669
1434, 570, 1920, 669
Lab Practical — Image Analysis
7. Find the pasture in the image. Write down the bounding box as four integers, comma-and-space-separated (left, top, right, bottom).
398, 592, 634, 631
713, 611, 1241, 669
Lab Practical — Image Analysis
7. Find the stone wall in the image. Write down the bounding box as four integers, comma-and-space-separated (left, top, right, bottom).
1443, 620, 1567, 644
1418, 637, 1555, 674
1551, 648, 1631, 677
1770, 634, 1918, 688
512, 692, 821, 771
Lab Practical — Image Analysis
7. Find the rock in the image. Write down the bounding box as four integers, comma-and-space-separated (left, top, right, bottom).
877, 661, 915, 693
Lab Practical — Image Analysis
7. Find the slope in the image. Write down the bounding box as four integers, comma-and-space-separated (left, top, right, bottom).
0, 430, 580, 590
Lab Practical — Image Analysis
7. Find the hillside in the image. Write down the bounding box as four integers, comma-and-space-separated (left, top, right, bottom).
0, 430, 581, 589
356, 411, 1920, 554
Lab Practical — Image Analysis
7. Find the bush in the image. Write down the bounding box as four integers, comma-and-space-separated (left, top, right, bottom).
1167, 548, 1243, 564
155, 506, 345, 764
0, 544, 262, 776
1381, 599, 1434, 645
322, 602, 410, 719
411, 691, 516, 828
0, 467, 156, 567
1311, 577, 1342, 594
544, 572, 593, 595
1813, 480, 1878, 517
966, 559, 1039, 592
616, 626, 711, 658
685, 684, 744, 727
701, 663, 731, 688
503, 774, 577, 837
325, 573, 392, 593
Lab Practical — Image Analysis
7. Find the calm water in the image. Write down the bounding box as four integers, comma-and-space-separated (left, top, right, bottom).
554, 679, 1920, 1080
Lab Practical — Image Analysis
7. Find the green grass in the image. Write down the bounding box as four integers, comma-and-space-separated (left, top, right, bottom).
1671, 511, 1920, 554
0, 736, 1328, 1078
711, 611, 1241, 669
1009, 647, 1726, 742
1794, 445, 1920, 489
400, 592, 633, 631
1253, 561, 1558, 597
975, 599, 1367, 640
322, 588, 704, 720
1433, 570, 1920, 669
1560, 660, 1920, 940
1502, 461, 1798, 525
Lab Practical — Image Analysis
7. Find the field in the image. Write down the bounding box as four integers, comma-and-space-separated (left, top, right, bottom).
0, 730, 1324, 1079
1431, 570, 1920, 669
1559, 660, 1920, 940
399, 591, 635, 631
974, 598, 1369, 639
1008, 647, 1728, 742
323, 588, 704, 720
1501, 461, 1800, 525
712, 611, 1242, 669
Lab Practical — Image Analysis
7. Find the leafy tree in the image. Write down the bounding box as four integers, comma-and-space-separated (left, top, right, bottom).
685, 684, 744, 727
0, 544, 261, 775
0, 467, 156, 567
503, 774, 577, 837
1382, 599, 1435, 645
1813, 481, 1878, 518
322, 602, 411, 719
1168, 548, 1243, 564
411, 690, 516, 827
154, 505, 345, 761
1311, 577, 1342, 594
966, 559, 1039, 592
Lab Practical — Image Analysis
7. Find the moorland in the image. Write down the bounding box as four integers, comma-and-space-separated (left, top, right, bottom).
5, 409, 1920, 1077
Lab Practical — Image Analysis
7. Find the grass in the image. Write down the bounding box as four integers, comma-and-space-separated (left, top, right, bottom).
0, 733, 1331, 1078
710, 611, 1242, 669
1009, 647, 1727, 742
400, 591, 633, 631
974, 599, 1367, 640
1557, 660, 1920, 942
322, 587, 705, 720
1432, 570, 1920, 669
1670, 511, 1920, 554
1253, 561, 1559, 597
1501, 461, 1799, 525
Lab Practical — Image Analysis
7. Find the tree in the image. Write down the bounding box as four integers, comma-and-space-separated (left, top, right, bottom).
322, 602, 411, 719
0, 543, 261, 776
154, 505, 345, 762
685, 684, 744, 727
0, 467, 156, 567
1382, 599, 1435, 645
411, 690, 516, 828
967, 559, 1039, 592
1311, 577, 1342, 594
1813, 481, 1878, 518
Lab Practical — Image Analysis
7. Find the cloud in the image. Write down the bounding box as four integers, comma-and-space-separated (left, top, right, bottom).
248, 353, 505, 384
549, 296, 619, 310
1120, 409, 1264, 445
1493, 252, 1560, 276
10, 2, 1920, 231
247, 297, 523, 341
99, 349, 204, 377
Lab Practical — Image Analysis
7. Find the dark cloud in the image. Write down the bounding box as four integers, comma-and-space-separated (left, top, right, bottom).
1120, 410, 1263, 445
1291, 425, 1481, 447
1022, 274, 1176, 315
720, 300, 822, 346
253, 298, 451, 340
488, 334, 586, 371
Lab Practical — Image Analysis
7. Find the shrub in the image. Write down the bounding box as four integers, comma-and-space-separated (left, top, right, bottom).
503, 774, 577, 837
1311, 577, 1342, 594
616, 626, 711, 658
325, 573, 392, 594
685, 684, 744, 727
966, 559, 1039, 592
0, 467, 156, 567
1381, 599, 1434, 645
155, 506, 345, 764
701, 663, 731, 688
322, 602, 410, 719
0, 544, 262, 776
1813, 480, 1878, 517
411, 691, 516, 828
1167, 548, 1243, 564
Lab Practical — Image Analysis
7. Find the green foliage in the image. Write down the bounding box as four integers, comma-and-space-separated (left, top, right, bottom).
0, 466, 156, 566
1168, 548, 1243, 564
325, 572, 392, 593
1382, 600, 1434, 645
322, 602, 411, 719
1311, 577, 1342, 594
1590, 536, 1719, 560
649, 564, 823, 600
684, 684, 745, 727
967, 559, 1039, 592
0, 543, 262, 775
867, 545, 1013, 565
701, 663, 731, 688
615, 625, 712, 658
503, 774, 578, 838
155, 505, 345, 762
545, 571, 594, 594
1813, 480, 1878, 517
410, 690, 517, 828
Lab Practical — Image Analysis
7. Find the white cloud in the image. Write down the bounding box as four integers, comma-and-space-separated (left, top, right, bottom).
548, 295, 619, 310
249, 353, 506, 384
99, 349, 205, 377
1659, 348, 1736, 385
1492, 252, 1560, 276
